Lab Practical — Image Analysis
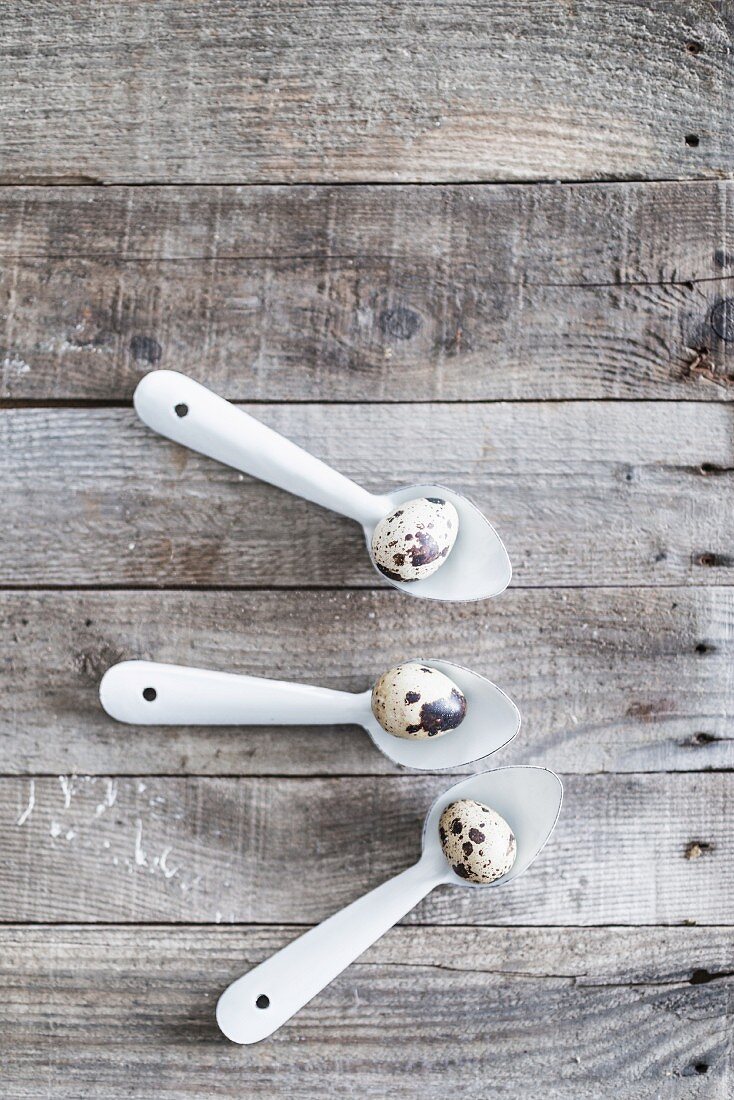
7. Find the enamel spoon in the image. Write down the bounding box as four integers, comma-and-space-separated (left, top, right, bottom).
216, 765, 562, 1044
133, 370, 511, 602
99, 658, 520, 770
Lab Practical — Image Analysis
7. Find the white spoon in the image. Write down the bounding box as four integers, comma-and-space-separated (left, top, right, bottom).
99, 658, 520, 771
216, 765, 562, 1044
133, 370, 511, 602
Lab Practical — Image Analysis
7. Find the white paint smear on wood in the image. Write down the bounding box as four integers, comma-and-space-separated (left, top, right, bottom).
59, 775, 74, 809
15, 780, 35, 826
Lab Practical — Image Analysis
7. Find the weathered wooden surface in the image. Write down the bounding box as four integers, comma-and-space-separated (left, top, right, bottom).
1, 2, 732, 186
2, 1, 732, 1089
2, 773, 730, 924
1, 926, 730, 1099
1, 587, 731, 776
1, 181, 734, 401
3, 402, 734, 587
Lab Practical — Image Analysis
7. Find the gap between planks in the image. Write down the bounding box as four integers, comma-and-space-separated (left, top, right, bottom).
0, 175, 723, 189
0, 923, 732, 942
0, 581, 729, 590
1, 770, 732, 780
1, 396, 733, 409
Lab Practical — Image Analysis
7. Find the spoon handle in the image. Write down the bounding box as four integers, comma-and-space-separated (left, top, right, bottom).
134, 370, 387, 526
99, 661, 366, 726
217, 858, 442, 1044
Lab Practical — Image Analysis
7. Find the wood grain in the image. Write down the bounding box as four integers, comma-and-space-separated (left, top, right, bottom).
2, 1, 732, 1092
2, 774, 730, 924
0, 2, 732, 186
2, 402, 733, 587
2, 587, 732, 777
1, 182, 733, 401
1, 925, 731, 1098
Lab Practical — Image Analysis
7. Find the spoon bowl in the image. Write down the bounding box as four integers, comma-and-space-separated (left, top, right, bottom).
99, 657, 520, 771
362, 657, 519, 769
421, 764, 563, 887
363, 483, 511, 602
134, 371, 511, 602
216, 765, 562, 1043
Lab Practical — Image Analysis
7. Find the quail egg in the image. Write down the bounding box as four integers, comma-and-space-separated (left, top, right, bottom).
371, 662, 467, 740
439, 799, 517, 884
371, 497, 459, 582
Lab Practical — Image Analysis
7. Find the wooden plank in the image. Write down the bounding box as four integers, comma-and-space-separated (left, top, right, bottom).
2, 402, 733, 587
2, 774, 731, 924
1, 181, 733, 402
0, 3, 732, 185
1, 588, 732, 777
1, 926, 730, 1098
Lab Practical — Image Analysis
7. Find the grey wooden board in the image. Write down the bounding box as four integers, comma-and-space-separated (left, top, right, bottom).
2, 1, 732, 1093
1, 587, 732, 777
0, 3, 732, 185
1, 181, 734, 402
2, 774, 730, 924
1, 926, 731, 1099
2, 402, 733, 587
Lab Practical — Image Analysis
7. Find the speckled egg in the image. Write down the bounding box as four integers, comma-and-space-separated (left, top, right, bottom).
439, 799, 517, 884
371, 497, 459, 582
371, 662, 467, 740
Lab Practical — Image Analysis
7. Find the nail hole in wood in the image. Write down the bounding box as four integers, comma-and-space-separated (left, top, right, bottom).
685, 40, 703, 55
255, 994, 270, 1009
685, 134, 700, 147
689, 967, 734, 984
142, 687, 157, 701
175, 403, 189, 417
685, 840, 714, 860
688, 732, 716, 747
